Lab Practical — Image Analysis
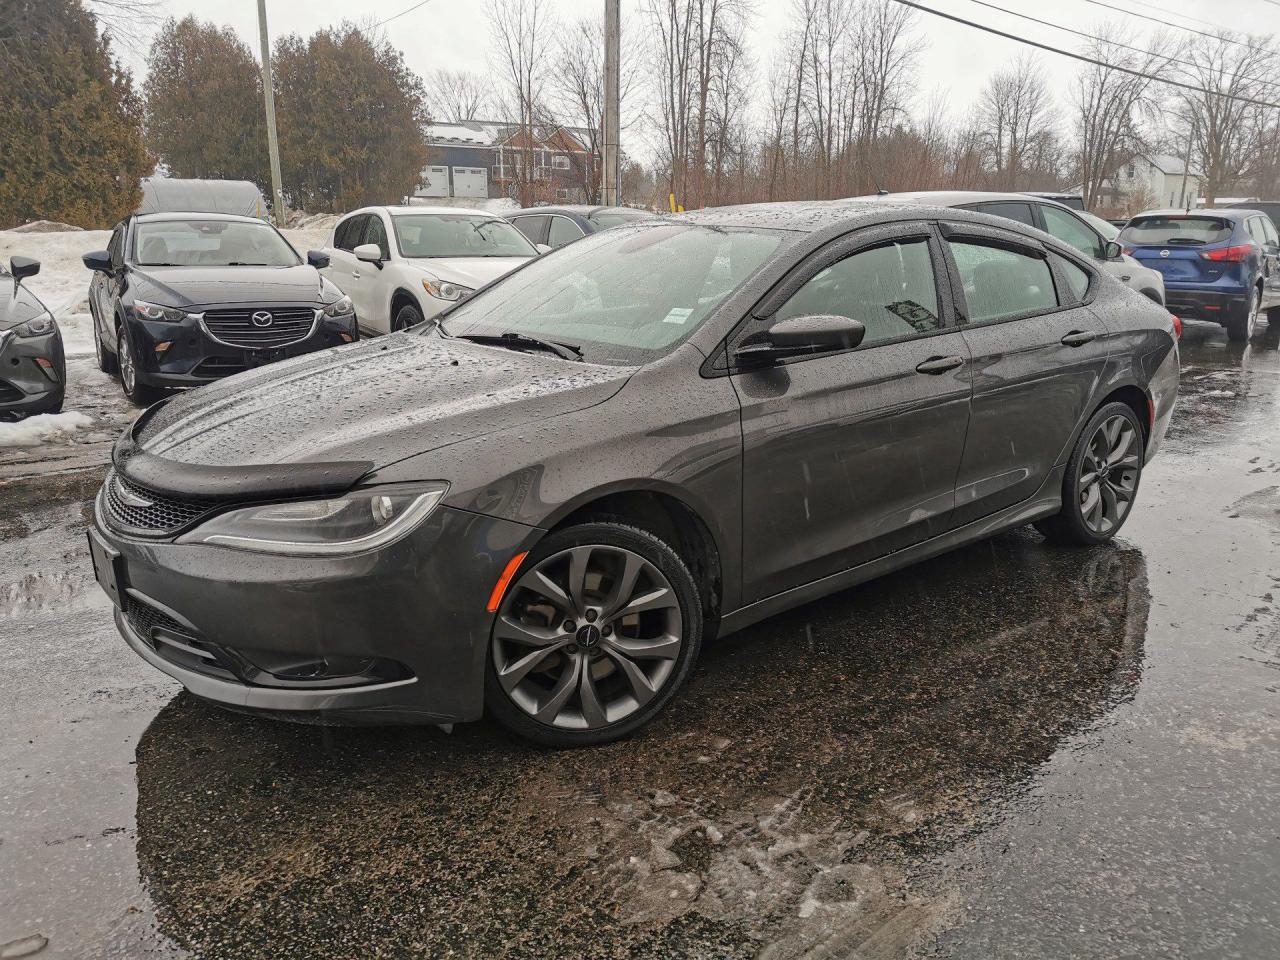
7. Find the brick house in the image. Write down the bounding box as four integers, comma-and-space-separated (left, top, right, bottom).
416, 121, 599, 203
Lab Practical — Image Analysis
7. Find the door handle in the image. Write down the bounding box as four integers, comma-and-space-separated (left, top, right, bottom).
915, 355, 965, 374
1119, 275, 1131, 282
1061, 330, 1097, 347
351, 271, 361, 280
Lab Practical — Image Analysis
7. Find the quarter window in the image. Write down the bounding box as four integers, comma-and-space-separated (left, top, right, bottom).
772, 239, 943, 348
1040, 206, 1104, 259
949, 241, 1057, 323
1052, 253, 1091, 302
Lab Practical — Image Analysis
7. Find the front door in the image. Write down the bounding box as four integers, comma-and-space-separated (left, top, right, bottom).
733, 224, 973, 603
940, 224, 1112, 526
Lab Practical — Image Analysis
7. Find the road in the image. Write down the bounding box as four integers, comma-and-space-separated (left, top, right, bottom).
1, 322, 1278, 959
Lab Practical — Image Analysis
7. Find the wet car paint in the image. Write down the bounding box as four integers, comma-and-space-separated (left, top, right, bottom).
2, 321, 1278, 957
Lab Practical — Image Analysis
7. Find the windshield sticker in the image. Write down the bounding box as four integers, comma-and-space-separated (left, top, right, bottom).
663, 307, 694, 325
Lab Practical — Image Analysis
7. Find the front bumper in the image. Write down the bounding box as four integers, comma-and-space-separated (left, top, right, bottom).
0, 327, 65, 414
129, 305, 358, 388
92, 502, 541, 724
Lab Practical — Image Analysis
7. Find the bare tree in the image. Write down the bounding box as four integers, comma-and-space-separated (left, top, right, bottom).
978, 54, 1056, 189
428, 68, 493, 121
487, 0, 555, 205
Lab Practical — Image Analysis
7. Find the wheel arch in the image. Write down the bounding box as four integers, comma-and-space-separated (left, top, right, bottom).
1096, 383, 1152, 445
389, 286, 422, 325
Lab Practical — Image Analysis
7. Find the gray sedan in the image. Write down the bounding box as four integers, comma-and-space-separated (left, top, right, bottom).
89, 201, 1179, 746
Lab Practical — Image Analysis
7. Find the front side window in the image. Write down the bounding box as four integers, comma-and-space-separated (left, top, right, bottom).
438, 223, 785, 365
510, 216, 547, 244
133, 219, 300, 267
548, 216, 584, 248
364, 215, 390, 259
949, 241, 1057, 323
1041, 206, 1104, 259
771, 239, 943, 348
392, 214, 536, 258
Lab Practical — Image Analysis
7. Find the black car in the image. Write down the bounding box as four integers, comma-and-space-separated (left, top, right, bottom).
1226, 200, 1280, 235
506, 205, 652, 250
1, 256, 65, 417
83, 212, 357, 404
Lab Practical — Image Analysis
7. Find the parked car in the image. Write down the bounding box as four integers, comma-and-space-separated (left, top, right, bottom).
864, 191, 1166, 304
506, 205, 653, 250
1119, 208, 1280, 341
0, 256, 64, 417
1225, 199, 1280, 235
1024, 191, 1085, 211
89, 202, 1178, 746
322, 206, 538, 335
84, 212, 355, 404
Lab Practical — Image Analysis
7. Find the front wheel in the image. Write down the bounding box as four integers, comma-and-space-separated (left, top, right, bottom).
485, 522, 703, 747
392, 303, 423, 331
117, 323, 160, 406
1035, 402, 1144, 546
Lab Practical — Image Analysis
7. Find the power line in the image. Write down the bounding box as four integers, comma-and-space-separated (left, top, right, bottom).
962, 0, 1274, 90
1078, 0, 1273, 54
370, 0, 436, 31
890, 0, 1280, 109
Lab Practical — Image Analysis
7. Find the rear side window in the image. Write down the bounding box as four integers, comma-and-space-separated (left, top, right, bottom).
548, 216, 585, 248
334, 215, 365, 251
1052, 253, 1091, 302
1262, 218, 1280, 248
1120, 216, 1233, 246
1041, 206, 1104, 259
950, 241, 1057, 323
772, 239, 943, 348
974, 201, 1037, 228
1246, 217, 1270, 246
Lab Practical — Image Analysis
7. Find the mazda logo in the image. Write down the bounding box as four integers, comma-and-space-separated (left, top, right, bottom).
251, 310, 274, 327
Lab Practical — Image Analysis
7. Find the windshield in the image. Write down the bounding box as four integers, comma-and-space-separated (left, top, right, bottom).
1120, 216, 1233, 246
1078, 210, 1120, 241
133, 220, 299, 267
392, 214, 535, 258
437, 223, 785, 365
588, 210, 652, 230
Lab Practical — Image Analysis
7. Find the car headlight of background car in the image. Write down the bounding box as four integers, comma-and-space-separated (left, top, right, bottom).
13, 312, 57, 337
322, 295, 354, 318
422, 276, 473, 302
176, 484, 448, 556
134, 300, 192, 323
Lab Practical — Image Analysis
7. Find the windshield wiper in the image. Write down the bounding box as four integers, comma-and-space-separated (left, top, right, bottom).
456, 331, 583, 361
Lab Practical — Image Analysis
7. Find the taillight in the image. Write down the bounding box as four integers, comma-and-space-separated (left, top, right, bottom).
1122, 245, 1136, 256
1200, 244, 1254, 263
1170, 314, 1182, 339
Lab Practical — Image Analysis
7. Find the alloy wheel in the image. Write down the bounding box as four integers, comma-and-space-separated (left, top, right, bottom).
119, 331, 136, 394
1079, 414, 1140, 535
492, 544, 683, 731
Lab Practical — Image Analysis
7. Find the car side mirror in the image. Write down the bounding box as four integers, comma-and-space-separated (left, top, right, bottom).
536, 243, 552, 255
82, 250, 113, 273
1103, 240, 1123, 260
734, 315, 866, 365
307, 250, 331, 269
354, 243, 384, 266
9, 256, 40, 282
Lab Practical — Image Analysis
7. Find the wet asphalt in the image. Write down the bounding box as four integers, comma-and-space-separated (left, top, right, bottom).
1, 322, 1278, 959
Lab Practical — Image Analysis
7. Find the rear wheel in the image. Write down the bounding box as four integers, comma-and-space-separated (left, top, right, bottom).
93, 308, 117, 375
485, 522, 702, 747
1035, 401, 1144, 546
1226, 289, 1260, 342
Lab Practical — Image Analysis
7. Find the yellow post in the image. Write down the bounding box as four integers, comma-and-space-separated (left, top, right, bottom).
669, 192, 677, 213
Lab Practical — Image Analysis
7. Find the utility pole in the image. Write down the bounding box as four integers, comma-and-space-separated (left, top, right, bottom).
1179, 119, 1196, 211
257, 0, 286, 224
602, 0, 620, 206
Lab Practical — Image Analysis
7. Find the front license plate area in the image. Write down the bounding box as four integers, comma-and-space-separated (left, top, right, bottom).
244, 348, 286, 368
87, 529, 125, 607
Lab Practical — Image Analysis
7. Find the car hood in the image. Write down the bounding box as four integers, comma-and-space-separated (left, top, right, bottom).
131, 264, 329, 308
405, 257, 531, 290
0, 278, 50, 331
133, 333, 633, 470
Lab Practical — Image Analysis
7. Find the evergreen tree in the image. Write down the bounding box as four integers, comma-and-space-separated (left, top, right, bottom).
143, 17, 268, 187
272, 26, 431, 212
0, 0, 150, 228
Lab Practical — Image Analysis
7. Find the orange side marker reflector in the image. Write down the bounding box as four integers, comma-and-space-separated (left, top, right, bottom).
487, 551, 529, 613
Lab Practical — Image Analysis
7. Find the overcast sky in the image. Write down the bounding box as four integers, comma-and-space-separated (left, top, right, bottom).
115, 0, 1277, 163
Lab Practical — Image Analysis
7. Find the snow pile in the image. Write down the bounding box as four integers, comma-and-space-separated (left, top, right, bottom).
291, 212, 339, 230
0, 227, 109, 357
0, 411, 93, 448
11, 220, 85, 233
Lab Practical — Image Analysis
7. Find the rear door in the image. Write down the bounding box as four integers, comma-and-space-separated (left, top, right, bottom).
94, 222, 125, 347
734, 222, 973, 602
941, 224, 1110, 525
1248, 216, 1280, 310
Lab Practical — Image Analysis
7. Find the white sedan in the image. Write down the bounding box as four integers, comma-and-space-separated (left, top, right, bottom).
322, 206, 541, 334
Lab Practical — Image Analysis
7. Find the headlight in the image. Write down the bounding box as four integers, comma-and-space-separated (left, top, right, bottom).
422, 276, 472, 302
14, 313, 56, 337
135, 300, 189, 323
323, 295, 354, 318
176, 484, 447, 556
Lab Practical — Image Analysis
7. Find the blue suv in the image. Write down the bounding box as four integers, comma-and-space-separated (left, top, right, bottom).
1120, 209, 1280, 341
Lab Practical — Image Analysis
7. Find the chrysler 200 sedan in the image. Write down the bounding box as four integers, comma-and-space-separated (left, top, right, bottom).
89, 202, 1179, 746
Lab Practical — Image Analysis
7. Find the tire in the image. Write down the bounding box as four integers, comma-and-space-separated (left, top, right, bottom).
93, 309, 118, 375
485, 522, 703, 747
1226, 289, 1260, 342
392, 303, 423, 331
116, 322, 160, 406
1035, 401, 1144, 546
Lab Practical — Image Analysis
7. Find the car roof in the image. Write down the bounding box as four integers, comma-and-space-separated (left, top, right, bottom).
858, 190, 1076, 210
374, 205, 505, 218
1130, 208, 1249, 220
505, 205, 645, 218
134, 211, 271, 224
663, 198, 1055, 236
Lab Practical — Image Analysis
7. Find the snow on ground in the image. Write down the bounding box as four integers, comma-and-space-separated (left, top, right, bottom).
0, 411, 93, 448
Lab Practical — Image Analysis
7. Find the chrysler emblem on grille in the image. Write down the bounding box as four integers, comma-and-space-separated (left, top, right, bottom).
251, 310, 274, 327
114, 483, 154, 509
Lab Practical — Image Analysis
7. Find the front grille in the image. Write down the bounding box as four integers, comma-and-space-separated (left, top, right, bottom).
102, 469, 219, 535
125, 595, 241, 681
202, 307, 318, 349
0, 380, 24, 403
125, 594, 194, 643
